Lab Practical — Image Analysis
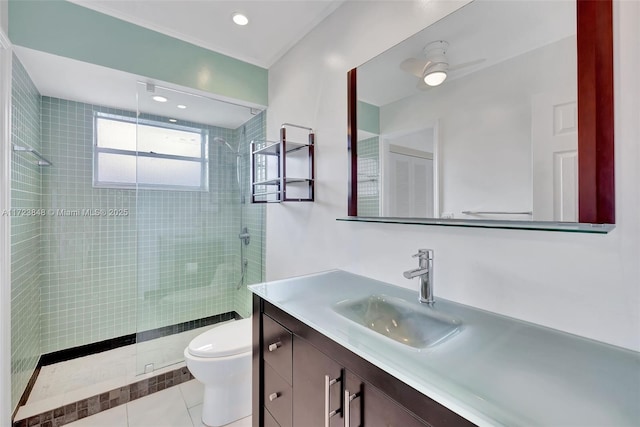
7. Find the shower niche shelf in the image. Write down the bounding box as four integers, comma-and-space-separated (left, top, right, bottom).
250, 123, 315, 203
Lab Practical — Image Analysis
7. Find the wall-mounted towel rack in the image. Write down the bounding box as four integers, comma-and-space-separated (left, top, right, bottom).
357, 174, 379, 183
13, 144, 52, 166
462, 210, 532, 215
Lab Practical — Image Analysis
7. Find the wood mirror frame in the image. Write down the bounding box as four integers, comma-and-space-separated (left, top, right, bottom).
347, 0, 614, 225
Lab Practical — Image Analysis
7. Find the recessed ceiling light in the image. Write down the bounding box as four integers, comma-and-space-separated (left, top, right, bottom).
177, 104, 187, 109
169, 119, 177, 123
232, 12, 249, 26
152, 95, 168, 103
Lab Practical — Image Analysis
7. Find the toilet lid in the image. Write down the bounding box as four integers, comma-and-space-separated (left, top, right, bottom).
187, 318, 252, 358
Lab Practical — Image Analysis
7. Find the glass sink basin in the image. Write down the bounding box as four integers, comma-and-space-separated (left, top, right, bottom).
333, 294, 462, 349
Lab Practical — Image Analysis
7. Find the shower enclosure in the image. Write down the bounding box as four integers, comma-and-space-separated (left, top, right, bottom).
9, 54, 265, 412
9, 45, 267, 425
132, 83, 265, 374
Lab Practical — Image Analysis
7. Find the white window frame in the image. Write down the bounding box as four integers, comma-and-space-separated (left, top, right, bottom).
93, 112, 209, 191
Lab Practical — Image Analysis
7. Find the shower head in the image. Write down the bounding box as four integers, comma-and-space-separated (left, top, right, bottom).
213, 136, 245, 202
213, 136, 236, 153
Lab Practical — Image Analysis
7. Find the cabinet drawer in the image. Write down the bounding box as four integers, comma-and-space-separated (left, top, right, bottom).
264, 363, 292, 427
263, 314, 293, 384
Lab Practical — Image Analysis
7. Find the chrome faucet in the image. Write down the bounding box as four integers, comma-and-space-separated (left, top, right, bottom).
403, 249, 434, 304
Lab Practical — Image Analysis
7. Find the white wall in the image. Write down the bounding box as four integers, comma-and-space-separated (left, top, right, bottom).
380, 37, 576, 219
266, 0, 640, 352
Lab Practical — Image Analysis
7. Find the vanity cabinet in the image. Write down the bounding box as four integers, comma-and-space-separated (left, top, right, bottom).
253, 296, 475, 427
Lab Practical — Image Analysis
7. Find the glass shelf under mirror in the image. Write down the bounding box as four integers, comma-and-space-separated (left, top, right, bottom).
336, 217, 615, 234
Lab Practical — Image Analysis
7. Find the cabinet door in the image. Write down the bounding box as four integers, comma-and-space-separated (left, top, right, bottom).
344, 370, 429, 427
293, 337, 344, 427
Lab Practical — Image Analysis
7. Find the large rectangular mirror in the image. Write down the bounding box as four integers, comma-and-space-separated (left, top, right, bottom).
346, 0, 614, 232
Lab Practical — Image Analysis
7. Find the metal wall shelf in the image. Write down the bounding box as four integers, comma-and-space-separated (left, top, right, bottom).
250, 123, 315, 203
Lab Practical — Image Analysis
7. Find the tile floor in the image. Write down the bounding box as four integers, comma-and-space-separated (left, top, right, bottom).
16, 323, 246, 426
66, 380, 251, 427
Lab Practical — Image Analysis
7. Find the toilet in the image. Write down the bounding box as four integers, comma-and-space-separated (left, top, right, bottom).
184, 318, 252, 427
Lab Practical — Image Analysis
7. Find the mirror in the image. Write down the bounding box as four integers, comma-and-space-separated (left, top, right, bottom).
347, 0, 614, 230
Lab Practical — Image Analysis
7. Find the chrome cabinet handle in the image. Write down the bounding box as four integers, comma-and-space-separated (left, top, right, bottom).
268, 392, 280, 402
324, 375, 341, 427
268, 341, 281, 352
344, 389, 361, 427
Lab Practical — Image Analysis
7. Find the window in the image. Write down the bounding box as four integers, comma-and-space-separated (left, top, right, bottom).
93, 113, 209, 191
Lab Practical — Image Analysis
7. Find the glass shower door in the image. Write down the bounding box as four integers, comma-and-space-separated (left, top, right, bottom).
133, 82, 264, 375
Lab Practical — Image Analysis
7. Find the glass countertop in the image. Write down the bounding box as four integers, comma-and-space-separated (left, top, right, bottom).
249, 270, 640, 427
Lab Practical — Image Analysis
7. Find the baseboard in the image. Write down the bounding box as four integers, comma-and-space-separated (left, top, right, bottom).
40, 335, 136, 367
40, 310, 240, 366
136, 311, 238, 343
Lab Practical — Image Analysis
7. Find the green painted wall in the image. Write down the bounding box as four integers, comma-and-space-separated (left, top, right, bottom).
357, 100, 380, 135
8, 0, 268, 106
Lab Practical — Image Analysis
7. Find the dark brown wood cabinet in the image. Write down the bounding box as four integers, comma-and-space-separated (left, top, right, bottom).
253, 296, 476, 427
293, 337, 343, 426
343, 370, 430, 427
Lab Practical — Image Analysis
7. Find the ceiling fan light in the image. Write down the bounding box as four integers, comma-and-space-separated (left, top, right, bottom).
232, 12, 249, 26
423, 61, 448, 86
424, 71, 447, 86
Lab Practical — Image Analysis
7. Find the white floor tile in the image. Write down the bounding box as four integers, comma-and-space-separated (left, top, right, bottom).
179, 380, 204, 409
127, 386, 193, 427
66, 405, 128, 427
226, 415, 252, 427
188, 404, 204, 427
188, 405, 251, 427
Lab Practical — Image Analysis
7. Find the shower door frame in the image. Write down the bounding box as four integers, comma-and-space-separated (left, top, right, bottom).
0, 26, 13, 426
132, 83, 259, 376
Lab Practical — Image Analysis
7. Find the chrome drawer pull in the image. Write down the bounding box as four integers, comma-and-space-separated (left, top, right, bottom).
268, 342, 282, 352
269, 392, 280, 402
344, 389, 361, 427
324, 374, 341, 427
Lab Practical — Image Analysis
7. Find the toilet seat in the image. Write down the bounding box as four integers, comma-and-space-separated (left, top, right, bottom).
187, 318, 251, 358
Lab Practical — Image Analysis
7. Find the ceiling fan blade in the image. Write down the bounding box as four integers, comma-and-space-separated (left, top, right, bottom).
400, 58, 430, 78
448, 58, 486, 72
